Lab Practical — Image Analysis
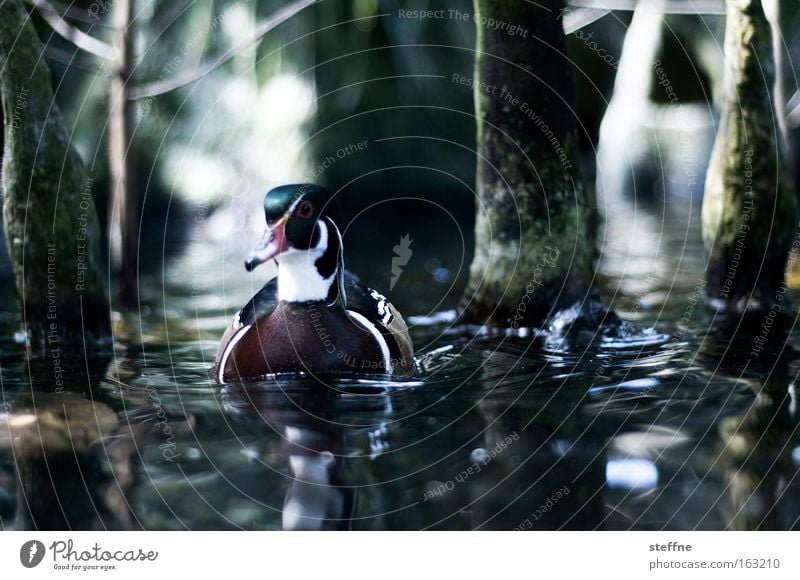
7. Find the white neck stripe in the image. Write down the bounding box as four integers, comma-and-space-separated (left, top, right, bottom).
277, 221, 335, 302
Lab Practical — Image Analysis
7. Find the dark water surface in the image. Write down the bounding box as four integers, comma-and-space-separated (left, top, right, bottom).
2, 198, 800, 530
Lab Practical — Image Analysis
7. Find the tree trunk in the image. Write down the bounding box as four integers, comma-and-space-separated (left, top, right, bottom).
460, 0, 597, 329
109, 0, 138, 306
702, 0, 797, 309
0, 0, 110, 354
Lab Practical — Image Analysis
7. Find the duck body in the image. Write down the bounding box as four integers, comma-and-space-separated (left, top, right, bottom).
216, 274, 413, 380
215, 184, 414, 382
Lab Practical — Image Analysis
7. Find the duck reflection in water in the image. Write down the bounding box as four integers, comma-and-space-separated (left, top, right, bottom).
222, 379, 418, 531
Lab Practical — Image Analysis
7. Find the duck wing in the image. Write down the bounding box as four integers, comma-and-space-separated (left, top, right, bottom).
343, 276, 414, 375
237, 277, 279, 327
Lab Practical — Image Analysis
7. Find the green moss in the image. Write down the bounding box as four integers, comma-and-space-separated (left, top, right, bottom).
0, 0, 110, 353
463, 0, 597, 327
702, 0, 797, 306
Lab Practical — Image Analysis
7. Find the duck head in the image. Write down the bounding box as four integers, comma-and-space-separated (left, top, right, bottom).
245, 184, 345, 304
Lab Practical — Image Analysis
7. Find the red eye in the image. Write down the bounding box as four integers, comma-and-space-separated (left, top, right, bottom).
296, 200, 314, 218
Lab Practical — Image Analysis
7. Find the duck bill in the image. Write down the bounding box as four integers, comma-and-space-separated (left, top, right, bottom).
245, 218, 288, 271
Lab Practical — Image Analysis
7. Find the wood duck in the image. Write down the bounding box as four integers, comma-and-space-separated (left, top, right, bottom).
215, 184, 414, 382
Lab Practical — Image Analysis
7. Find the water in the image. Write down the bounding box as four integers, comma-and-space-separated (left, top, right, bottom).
2, 196, 800, 530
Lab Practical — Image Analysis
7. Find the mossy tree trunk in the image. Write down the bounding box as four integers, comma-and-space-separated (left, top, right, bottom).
460, 0, 597, 329
702, 0, 797, 309
0, 0, 110, 354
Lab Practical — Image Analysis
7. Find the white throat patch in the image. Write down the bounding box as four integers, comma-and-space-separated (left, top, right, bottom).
277, 221, 335, 302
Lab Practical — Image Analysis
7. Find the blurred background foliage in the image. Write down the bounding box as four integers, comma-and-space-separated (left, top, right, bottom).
3, 0, 800, 316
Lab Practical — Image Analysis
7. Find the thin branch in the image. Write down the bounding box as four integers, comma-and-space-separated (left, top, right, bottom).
43, 44, 110, 75
567, 0, 725, 14
562, 8, 611, 34
129, 0, 319, 100
787, 93, 800, 128
25, 0, 115, 27
28, 0, 118, 60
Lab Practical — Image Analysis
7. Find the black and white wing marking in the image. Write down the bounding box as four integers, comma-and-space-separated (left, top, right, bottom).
343, 277, 414, 375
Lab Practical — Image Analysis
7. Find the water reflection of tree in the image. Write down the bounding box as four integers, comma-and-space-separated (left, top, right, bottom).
422, 342, 608, 530
0, 359, 193, 530
698, 315, 800, 530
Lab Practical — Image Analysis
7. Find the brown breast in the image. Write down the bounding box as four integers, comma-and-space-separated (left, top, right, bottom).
222, 302, 387, 380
